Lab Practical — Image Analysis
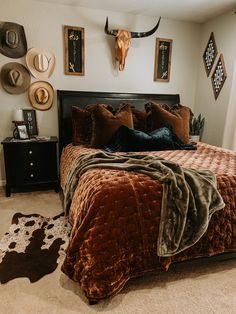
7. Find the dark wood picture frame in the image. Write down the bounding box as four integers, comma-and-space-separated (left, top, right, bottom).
203, 32, 218, 77
154, 38, 172, 82
22, 109, 38, 137
64, 25, 85, 76
211, 53, 227, 100
16, 123, 30, 140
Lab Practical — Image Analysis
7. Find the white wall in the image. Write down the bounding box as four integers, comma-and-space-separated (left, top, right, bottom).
194, 10, 236, 147
222, 59, 236, 150
0, 0, 201, 184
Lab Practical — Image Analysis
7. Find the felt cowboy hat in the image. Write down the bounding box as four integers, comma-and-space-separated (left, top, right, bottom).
0, 62, 31, 94
28, 81, 54, 111
26, 47, 55, 79
0, 22, 27, 58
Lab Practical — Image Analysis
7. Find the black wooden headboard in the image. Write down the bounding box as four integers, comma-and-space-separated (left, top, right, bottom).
57, 90, 180, 152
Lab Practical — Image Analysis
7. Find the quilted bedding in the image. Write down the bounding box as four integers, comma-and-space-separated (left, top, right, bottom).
60, 142, 236, 301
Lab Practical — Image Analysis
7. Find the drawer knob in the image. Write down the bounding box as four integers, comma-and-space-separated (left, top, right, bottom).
29, 150, 33, 155
30, 162, 34, 166
30, 174, 34, 178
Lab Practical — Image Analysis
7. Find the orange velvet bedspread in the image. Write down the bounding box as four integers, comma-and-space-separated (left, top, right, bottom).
60, 143, 236, 300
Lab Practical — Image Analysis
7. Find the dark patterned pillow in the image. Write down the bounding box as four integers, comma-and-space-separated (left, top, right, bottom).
105, 125, 196, 152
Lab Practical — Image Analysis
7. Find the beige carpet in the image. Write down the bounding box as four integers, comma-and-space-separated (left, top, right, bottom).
0, 188, 236, 314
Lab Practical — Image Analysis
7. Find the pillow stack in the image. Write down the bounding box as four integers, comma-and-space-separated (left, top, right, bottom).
71, 102, 193, 149
145, 102, 192, 144
72, 104, 133, 148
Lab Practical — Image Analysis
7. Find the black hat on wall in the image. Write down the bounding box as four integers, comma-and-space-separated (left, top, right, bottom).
0, 21, 27, 58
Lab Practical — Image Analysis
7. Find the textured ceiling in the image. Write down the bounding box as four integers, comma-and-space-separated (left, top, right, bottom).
34, 0, 236, 23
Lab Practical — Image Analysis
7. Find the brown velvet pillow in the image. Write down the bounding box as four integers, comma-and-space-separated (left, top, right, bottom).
131, 106, 148, 132
90, 104, 134, 148
145, 102, 192, 143
72, 104, 115, 146
72, 106, 92, 145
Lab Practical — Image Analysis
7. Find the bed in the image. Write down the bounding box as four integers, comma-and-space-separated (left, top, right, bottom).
57, 90, 236, 303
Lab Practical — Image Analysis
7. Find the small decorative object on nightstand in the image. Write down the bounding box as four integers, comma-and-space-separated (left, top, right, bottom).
1, 136, 59, 197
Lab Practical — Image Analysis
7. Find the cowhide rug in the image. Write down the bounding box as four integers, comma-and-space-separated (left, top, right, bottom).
0, 212, 71, 284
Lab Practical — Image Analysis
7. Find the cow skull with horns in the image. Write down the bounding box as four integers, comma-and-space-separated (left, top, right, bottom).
104, 17, 161, 71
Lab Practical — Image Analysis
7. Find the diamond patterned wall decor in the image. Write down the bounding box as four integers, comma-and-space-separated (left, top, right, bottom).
203, 32, 218, 77
211, 54, 227, 100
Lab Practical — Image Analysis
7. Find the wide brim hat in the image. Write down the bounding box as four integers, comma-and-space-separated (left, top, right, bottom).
26, 47, 55, 79
0, 62, 31, 94
0, 22, 27, 58
28, 81, 54, 111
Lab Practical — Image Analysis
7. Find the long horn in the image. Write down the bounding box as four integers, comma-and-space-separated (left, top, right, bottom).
131, 17, 161, 38
104, 17, 118, 36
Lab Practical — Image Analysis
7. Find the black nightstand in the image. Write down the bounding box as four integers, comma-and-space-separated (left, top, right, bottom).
1, 136, 59, 197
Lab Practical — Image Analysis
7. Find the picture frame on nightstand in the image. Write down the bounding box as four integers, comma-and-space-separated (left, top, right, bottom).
22, 109, 38, 137
16, 123, 30, 140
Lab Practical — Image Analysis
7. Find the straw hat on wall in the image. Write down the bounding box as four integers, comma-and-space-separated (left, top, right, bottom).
26, 47, 55, 79
28, 81, 54, 111
0, 62, 31, 94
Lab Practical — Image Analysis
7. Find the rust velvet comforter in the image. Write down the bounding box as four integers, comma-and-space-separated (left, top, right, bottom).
60, 143, 236, 301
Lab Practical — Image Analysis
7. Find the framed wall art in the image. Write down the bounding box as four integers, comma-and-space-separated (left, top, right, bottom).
154, 38, 172, 82
211, 54, 227, 100
22, 109, 38, 136
64, 25, 85, 76
203, 32, 218, 77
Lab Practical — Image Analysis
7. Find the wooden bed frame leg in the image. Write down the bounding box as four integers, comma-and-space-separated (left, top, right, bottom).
89, 300, 99, 305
